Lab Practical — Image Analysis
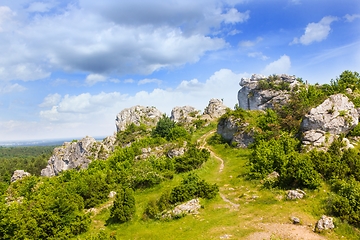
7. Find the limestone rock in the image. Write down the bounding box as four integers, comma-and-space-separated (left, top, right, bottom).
301, 94, 358, 150
11, 170, 31, 182
301, 94, 358, 134
115, 105, 163, 132
217, 117, 255, 148
315, 215, 334, 232
108, 191, 117, 198
41, 136, 109, 177
170, 106, 200, 124
291, 216, 300, 224
162, 199, 201, 219
286, 189, 306, 200
237, 74, 299, 110
202, 98, 228, 119
167, 147, 185, 158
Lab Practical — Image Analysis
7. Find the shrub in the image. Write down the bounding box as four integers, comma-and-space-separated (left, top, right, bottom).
109, 187, 136, 224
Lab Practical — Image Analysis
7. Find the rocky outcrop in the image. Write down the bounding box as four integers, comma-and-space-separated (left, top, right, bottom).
170, 106, 200, 124
237, 74, 299, 110
202, 98, 228, 119
315, 215, 334, 232
11, 170, 31, 182
286, 189, 306, 200
167, 147, 185, 158
162, 198, 201, 219
301, 94, 359, 150
115, 105, 163, 132
217, 116, 255, 148
41, 136, 111, 177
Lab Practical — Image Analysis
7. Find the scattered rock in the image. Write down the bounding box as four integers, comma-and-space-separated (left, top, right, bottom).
286, 189, 306, 200
10, 170, 31, 183
162, 199, 201, 219
167, 147, 185, 158
291, 216, 300, 224
108, 191, 117, 198
315, 215, 334, 232
115, 105, 163, 132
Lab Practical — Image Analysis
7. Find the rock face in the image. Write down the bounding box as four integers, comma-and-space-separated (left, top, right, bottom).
301, 94, 358, 150
217, 117, 255, 148
41, 136, 111, 177
237, 74, 299, 110
202, 98, 228, 119
11, 170, 31, 182
115, 105, 163, 132
170, 106, 200, 124
316, 215, 334, 232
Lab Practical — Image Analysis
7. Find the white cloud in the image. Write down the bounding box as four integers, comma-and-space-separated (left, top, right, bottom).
39, 93, 61, 107
239, 37, 263, 47
138, 78, 162, 85
247, 52, 269, 60
0, 6, 13, 32
0, 83, 26, 94
85, 74, 107, 86
228, 29, 241, 36
27, 1, 57, 13
262, 55, 291, 75
222, 9, 250, 24
291, 16, 338, 45
344, 14, 360, 22
124, 79, 135, 84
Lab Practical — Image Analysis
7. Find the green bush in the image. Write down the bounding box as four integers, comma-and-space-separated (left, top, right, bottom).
109, 188, 136, 224
174, 147, 210, 173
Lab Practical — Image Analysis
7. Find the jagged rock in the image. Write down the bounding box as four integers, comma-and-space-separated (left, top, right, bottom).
162, 199, 201, 219
301, 94, 358, 150
237, 74, 299, 110
11, 170, 31, 182
108, 191, 117, 198
217, 117, 255, 148
286, 189, 306, 200
167, 147, 185, 158
115, 105, 163, 132
315, 215, 334, 232
202, 98, 228, 119
170, 106, 200, 124
41, 136, 108, 177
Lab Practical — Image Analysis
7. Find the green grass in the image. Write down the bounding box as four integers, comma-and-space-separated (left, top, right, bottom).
74, 128, 360, 240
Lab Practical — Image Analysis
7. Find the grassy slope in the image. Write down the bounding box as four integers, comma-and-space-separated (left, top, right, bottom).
76, 125, 360, 240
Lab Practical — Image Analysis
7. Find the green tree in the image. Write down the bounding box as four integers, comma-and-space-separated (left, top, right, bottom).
109, 188, 136, 223
151, 115, 175, 138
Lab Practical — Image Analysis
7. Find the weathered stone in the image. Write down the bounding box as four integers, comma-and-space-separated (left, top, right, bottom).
291, 216, 300, 224
217, 117, 255, 148
11, 170, 31, 183
238, 74, 299, 110
286, 189, 306, 200
108, 191, 117, 198
170, 106, 200, 124
162, 199, 201, 219
167, 147, 185, 158
316, 215, 334, 232
115, 105, 163, 132
202, 98, 228, 119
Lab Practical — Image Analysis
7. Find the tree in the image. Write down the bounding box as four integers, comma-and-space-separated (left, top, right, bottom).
109, 188, 136, 223
151, 115, 175, 138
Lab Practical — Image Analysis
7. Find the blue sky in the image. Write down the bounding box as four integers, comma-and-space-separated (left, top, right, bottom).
0, 0, 359, 141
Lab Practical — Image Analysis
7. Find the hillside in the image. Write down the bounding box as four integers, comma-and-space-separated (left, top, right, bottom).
2, 71, 360, 239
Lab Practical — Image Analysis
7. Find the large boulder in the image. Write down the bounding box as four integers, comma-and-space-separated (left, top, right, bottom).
170, 106, 200, 124
202, 98, 228, 119
237, 74, 299, 110
11, 170, 31, 182
115, 105, 163, 132
41, 136, 109, 177
315, 215, 335, 232
301, 94, 358, 150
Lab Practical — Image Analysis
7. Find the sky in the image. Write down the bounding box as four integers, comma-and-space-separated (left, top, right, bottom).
0, 0, 359, 141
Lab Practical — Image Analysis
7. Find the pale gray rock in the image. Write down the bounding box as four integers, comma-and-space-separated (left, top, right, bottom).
237, 74, 298, 110
316, 215, 334, 232
11, 170, 31, 183
291, 216, 300, 224
115, 105, 163, 132
170, 106, 200, 124
162, 198, 201, 219
202, 98, 228, 119
41, 136, 109, 177
217, 117, 255, 148
108, 191, 117, 198
167, 147, 185, 158
301, 94, 358, 134
286, 189, 306, 200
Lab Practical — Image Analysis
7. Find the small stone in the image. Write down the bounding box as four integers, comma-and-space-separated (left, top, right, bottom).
291, 216, 300, 224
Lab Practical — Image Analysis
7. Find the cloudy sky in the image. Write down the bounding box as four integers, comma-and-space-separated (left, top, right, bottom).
0, 0, 359, 141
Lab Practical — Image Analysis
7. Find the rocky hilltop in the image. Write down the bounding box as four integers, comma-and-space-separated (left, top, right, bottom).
237, 74, 299, 110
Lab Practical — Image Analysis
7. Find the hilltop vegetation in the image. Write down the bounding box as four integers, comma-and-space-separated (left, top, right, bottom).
1, 71, 360, 239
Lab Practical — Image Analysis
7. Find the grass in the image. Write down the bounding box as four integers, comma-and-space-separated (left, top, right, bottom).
74, 127, 360, 240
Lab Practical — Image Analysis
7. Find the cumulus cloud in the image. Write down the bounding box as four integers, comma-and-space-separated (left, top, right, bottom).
0, 1, 249, 82
291, 16, 338, 45
344, 14, 360, 22
39, 93, 61, 107
0, 83, 26, 94
239, 37, 263, 47
262, 55, 291, 75
85, 74, 107, 86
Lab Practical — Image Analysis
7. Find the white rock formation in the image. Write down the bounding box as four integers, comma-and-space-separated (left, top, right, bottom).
170, 106, 200, 124
237, 74, 299, 110
202, 98, 228, 119
286, 189, 306, 200
316, 215, 335, 232
115, 105, 163, 132
11, 170, 31, 182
